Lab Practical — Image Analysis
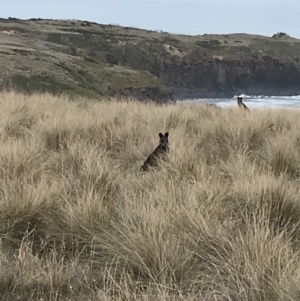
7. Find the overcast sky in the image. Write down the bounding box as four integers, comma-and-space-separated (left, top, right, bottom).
1, 0, 300, 38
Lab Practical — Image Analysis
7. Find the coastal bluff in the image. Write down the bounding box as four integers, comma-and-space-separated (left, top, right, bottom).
0, 18, 300, 101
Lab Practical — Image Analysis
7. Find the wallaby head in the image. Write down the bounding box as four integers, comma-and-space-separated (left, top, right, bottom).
237, 96, 250, 111
158, 132, 169, 151
267, 123, 275, 135
237, 97, 243, 104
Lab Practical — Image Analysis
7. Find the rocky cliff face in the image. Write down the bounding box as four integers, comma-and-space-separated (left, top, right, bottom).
165, 55, 300, 99
0, 18, 300, 101
99, 35, 300, 99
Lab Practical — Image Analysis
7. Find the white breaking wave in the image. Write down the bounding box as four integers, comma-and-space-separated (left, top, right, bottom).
181, 95, 300, 109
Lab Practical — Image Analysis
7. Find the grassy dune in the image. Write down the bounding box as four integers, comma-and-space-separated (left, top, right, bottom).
1, 92, 300, 300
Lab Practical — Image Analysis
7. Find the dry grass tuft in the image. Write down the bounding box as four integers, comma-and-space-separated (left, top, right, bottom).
1, 91, 300, 300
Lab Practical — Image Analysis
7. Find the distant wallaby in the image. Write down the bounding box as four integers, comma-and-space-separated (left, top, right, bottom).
141, 132, 169, 172
206, 103, 221, 110
237, 97, 250, 111
267, 123, 275, 135
206, 103, 216, 108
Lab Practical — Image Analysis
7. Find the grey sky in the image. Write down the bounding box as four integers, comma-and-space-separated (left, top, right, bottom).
1, 0, 300, 38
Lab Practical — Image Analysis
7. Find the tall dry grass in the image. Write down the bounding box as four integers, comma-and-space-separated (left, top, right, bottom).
1, 91, 300, 300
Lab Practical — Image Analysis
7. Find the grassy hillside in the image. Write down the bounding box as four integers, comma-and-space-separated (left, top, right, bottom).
0, 18, 300, 100
1, 92, 300, 300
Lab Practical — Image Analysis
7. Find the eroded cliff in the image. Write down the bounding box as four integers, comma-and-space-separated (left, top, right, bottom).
0, 18, 300, 101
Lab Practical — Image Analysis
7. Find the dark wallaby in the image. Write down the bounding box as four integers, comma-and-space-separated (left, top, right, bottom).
237, 97, 250, 111
141, 132, 169, 172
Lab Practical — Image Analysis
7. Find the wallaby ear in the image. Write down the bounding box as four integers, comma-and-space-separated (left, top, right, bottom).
164, 132, 169, 137
159, 133, 163, 138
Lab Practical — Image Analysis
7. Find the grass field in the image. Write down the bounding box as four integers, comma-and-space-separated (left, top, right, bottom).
1, 91, 300, 300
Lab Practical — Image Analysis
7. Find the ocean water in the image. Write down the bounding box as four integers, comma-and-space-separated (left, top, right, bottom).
181, 94, 300, 109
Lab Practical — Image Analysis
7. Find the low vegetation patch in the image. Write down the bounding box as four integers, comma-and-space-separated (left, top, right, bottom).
0, 91, 300, 300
